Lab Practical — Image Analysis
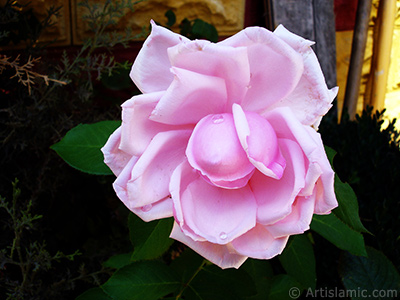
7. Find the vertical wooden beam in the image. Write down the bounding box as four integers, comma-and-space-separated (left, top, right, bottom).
313, 0, 337, 90
270, 0, 315, 40
270, 0, 338, 121
342, 0, 372, 120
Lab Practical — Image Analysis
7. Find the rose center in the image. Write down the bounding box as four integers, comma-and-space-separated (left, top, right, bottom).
186, 113, 255, 189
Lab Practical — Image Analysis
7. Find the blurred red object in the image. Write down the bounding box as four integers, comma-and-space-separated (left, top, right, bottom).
334, 0, 359, 31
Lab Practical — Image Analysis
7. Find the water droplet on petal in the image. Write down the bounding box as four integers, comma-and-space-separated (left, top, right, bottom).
219, 232, 227, 240
212, 114, 224, 124
141, 204, 152, 212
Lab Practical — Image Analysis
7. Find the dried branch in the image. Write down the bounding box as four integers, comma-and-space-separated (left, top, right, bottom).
0, 54, 66, 94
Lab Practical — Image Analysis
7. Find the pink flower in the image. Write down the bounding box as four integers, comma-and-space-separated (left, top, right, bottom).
102, 21, 338, 269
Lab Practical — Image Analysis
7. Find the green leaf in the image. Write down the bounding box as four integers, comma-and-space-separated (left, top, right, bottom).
324, 146, 336, 166
51, 121, 120, 175
179, 18, 192, 38
103, 252, 132, 269
76, 287, 112, 300
128, 214, 174, 261
324, 146, 369, 234
165, 9, 176, 27
191, 19, 218, 42
170, 248, 205, 283
333, 174, 370, 233
242, 259, 274, 300
244, 277, 271, 300
183, 265, 257, 300
311, 213, 367, 256
279, 235, 316, 290
339, 246, 400, 300
102, 261, 180, 300
242, 258, 274, 280
267, 274, 303, 300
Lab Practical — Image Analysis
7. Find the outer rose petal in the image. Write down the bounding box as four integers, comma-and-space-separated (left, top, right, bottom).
170, 161, 257, 245
130, 196, 173, 222
101, 127, 132, 176
170, 222, 247, 269
167, 40, 250, 108
113, 155, 139, 208
113, 156, 173, 221
150, 67, 228, 125
271, 25, 338, 127
304, 126, 336, 214
265, 107, 338, 214
231, 224, 289, 260
267, 194, 315, 238
120, 92, 181, 156
130, 20, 190, 93
126, 130, 192, 208
250, 138, 306, 225
218, 26, 303, 112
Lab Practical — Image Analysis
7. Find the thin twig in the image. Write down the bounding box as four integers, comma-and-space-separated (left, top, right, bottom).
0, 55, 67, 95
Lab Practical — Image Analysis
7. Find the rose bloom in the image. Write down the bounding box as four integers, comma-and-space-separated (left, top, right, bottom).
102, 21, 338, 269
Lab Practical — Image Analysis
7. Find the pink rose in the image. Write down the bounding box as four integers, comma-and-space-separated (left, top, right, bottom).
102, 21, 338, 269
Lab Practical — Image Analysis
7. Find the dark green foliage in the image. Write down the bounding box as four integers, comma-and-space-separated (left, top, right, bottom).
101, 261, 180, 300
339, 247, 400, 300
0, 180, 81, 299
0, 1, 141, 299
165, 10, 176, 28
179, 18, 219, 42
162, 10, 219, 42
128, 214, 174, 262
310, 213, 366, 257
51, 121, 121, 175
279, 235, 316, 290
320, 108, 400, 271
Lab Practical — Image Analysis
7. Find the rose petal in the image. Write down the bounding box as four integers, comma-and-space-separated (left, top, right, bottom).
131, 196, 173, 222
150, 67, 228, 125
126, 130, 192, 208
233, 104, 286, 179
265, 107, 337, 213
120, 91, 181, 156
101, 127, 132, 176
271, 25, 338, 127
267, 194, 315, 238
113, 155, 174, 221
170, 222, 247, 269
231, 224, 289, 259
219, 26, 303, 112
168, 40, 250, 108
170, 161, 257, 245
170, 161, 208, 243
186, 113, 255, 188
130, 20, 190, 93
250, 138, 306, 225
304, 126, 336, 214
113, 155, 139, 209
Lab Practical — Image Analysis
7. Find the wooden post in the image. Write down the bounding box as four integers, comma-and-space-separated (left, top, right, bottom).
268, 0, 338, 121
342, 0, 372, 120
